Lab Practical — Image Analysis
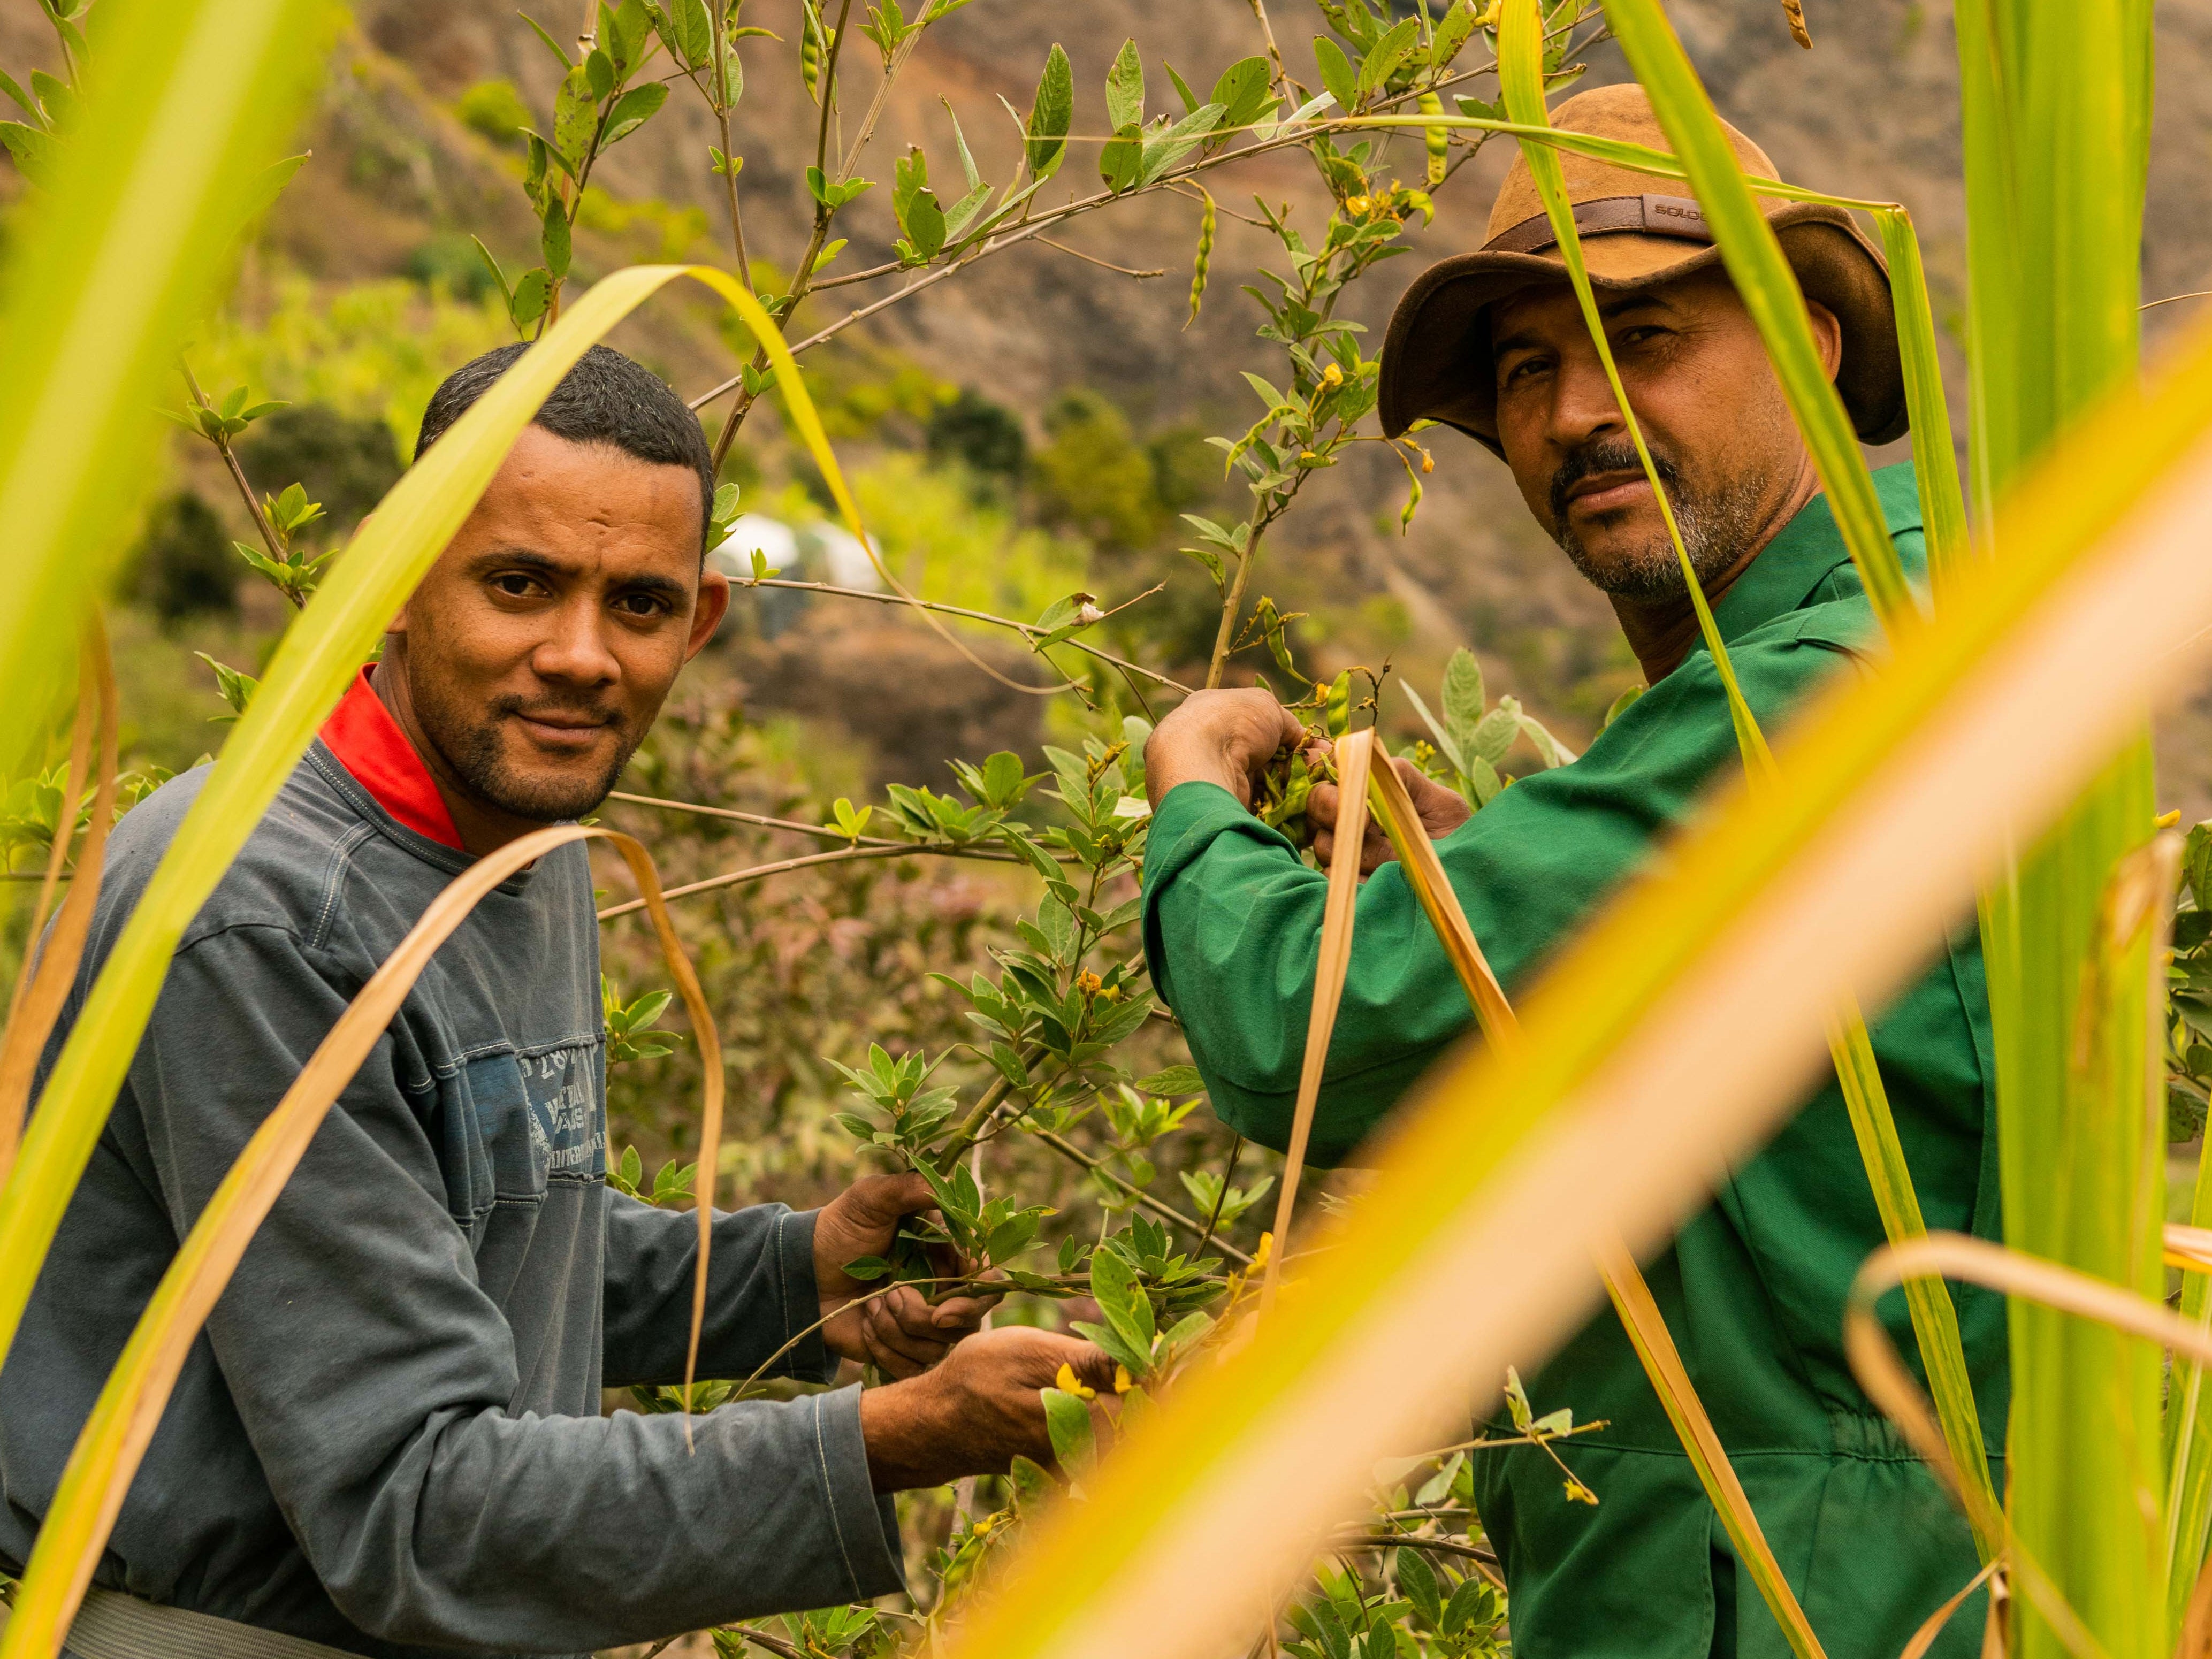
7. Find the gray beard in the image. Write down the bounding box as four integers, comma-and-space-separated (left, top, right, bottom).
1555, 471, 1768, 603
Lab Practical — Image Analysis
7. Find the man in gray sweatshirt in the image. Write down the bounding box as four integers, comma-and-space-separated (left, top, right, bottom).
0, 344, 1111, 1657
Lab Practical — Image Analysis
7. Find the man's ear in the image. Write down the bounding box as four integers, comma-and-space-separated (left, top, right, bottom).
1805, 299, 1844, 381
685, 566, 731, 662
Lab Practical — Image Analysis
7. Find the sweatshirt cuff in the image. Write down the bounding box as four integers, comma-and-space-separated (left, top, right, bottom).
775, 1208, 837, 1385
1140, 781, 1299, 1009
810, 1384, 906, 1601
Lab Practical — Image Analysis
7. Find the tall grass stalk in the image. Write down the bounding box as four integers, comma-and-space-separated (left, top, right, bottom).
1955, 4, 2169, 1650
933, 284, 2212, 1656
1497, 0, 1998, 1562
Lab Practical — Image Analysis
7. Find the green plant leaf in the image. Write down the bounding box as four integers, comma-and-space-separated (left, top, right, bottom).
1355, 17, 1420, 94
600, 80, 668, 146
1312, 37, 1359, 114
1040, 1386, 1096, 1476
1026, 43, 1073, 181
1104, 38, 1143, 132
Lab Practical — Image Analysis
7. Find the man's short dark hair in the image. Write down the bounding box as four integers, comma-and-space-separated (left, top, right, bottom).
415, 342, 716, 553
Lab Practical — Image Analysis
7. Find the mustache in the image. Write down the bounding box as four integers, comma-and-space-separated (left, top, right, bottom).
1548, 439, 1680, 522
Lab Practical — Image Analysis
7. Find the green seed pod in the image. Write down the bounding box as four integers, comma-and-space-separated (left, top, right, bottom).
1420, 91, 1448, 186
1185, 188, 1216, 331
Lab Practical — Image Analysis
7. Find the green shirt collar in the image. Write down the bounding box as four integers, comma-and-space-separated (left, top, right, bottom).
1708, 461, 1926, 643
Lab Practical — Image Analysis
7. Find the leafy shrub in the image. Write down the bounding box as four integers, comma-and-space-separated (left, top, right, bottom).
928, 388, 1028, 487
453, 79, 530, 146
1031, 389, 1164, 551
128, 491, 237, 621
235, 403, 402, 536
401, 233, 495, 301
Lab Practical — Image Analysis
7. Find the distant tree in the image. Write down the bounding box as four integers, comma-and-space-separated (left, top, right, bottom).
237, 403, 403, 536
130, 491, 237, 622
927, 387, 1028, 488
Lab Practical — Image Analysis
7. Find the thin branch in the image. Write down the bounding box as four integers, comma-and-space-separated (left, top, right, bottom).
179, 358, 287, 577
733, 576, 1192, 692
606, 789, 915, 849
684, 24, 1583, 357
594, 840, 1019, 921
1030, 1126, 1255, 1267
710, 0, 858, 468
710, 0, 752, 290
1034, 235, 1165, 279
1247, 0, 1291, 96
1196, 1135, 1242, 1262
720, 1625, 808, 1659
1333, 1532, 1505, 1588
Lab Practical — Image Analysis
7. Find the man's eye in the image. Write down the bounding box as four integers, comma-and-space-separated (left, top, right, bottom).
492, 573, 542, 598
614, 593, 669, 618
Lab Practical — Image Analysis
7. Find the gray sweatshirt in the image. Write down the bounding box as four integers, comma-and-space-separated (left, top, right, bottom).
0, 743, 903, 1656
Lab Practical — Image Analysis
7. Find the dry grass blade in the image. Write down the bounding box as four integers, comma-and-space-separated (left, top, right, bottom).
0, 620, 115, 1184
1781, 0, 1813, 48
1593, 1236, 1827, 1659
930, 303, 2212, 1659
1364, 756, 1513, 1045
0, 825, 715, 1659
1260, 728, 1374, 1316
1842, 1232, 2167, 1659
1902, 1559, 2003, 1659
1368, 737, 1827, 1659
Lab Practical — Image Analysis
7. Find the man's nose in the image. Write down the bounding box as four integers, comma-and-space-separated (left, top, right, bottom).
1545, 342, 1628, 452
532, 597, 621, 686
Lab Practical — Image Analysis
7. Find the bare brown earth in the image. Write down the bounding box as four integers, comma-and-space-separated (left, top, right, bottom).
6, 0, 2212, 809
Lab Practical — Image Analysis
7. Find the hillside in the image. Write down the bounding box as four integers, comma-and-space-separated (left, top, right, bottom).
6, 0, 2212, 806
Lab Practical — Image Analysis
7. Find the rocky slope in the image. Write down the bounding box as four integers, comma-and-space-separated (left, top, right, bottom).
7, 0, 2212, 806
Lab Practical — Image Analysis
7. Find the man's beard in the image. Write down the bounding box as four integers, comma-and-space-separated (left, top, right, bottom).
1547, 438, 1766, 602
410, 673, 640, 823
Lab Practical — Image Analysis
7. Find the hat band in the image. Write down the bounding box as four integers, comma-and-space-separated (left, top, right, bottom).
1483, 193, 1713, 256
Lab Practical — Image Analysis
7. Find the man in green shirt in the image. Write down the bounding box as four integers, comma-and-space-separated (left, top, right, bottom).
1139, 87, 2000, 1658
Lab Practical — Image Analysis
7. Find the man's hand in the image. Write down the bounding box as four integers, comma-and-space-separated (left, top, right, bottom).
1144, 689, 1308, 809
857, 1327, 1118, 1490
814, 1172, 1000, 1379
1308, 750, 1472, 875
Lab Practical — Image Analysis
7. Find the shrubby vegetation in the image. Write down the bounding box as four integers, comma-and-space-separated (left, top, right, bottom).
0, 1, 1658, 1653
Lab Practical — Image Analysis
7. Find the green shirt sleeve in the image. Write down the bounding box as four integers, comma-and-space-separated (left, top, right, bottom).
1141, 615, 1868, 1166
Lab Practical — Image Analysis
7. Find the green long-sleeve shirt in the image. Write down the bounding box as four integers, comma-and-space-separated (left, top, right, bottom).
1141, 464, 2003, 1659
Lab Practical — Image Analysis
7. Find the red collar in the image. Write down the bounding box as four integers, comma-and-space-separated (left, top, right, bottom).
319, 668, 464, 850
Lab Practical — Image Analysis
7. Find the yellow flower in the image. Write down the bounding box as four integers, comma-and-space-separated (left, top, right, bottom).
1299, 449, 1319, 464
2157, 807, 2183, 828
1055, 1362, 1096, 1401
1114, 1364, 1135, 1394
970, 1514, 998, 1538
1076, 970, 1102, 997
1345, 194, 1371, 216
1321, 363, 1345, 389
1250, 1231, 1274, 1270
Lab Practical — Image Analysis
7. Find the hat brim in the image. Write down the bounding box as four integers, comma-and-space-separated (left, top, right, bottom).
1378, 204, 1905, 457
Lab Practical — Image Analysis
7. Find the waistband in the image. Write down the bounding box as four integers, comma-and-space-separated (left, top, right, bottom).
1, 1588, 359, 1659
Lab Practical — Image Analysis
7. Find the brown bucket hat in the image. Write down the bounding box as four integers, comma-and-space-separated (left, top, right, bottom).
1377, 83, 1904, 456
